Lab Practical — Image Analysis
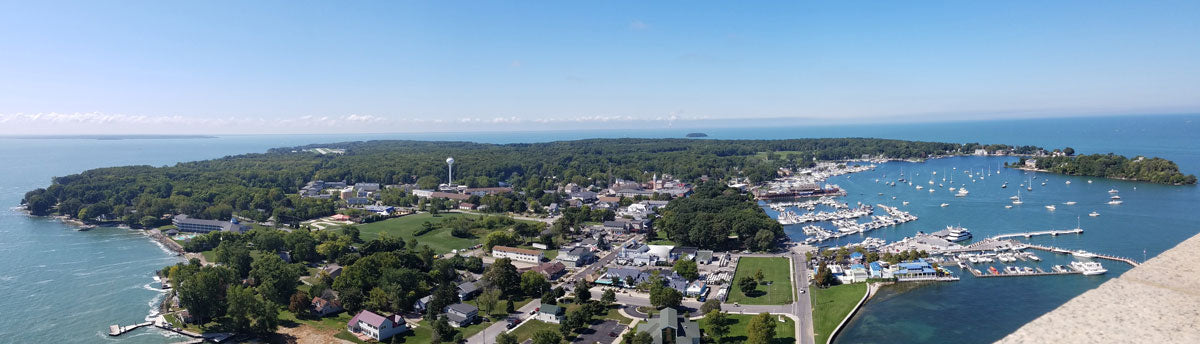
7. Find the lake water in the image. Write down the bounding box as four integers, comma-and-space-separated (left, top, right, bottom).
0, 114, 1195, 343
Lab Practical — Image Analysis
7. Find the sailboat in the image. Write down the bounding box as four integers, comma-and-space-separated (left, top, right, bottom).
1012, 190, 1023, 205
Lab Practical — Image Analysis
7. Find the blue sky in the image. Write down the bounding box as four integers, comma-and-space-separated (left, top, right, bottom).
1, 1, 1198, 134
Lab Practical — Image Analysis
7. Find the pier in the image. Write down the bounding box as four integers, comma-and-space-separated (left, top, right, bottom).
991, 228, 1084, 240
964, 266, 1081, 278
1024, 244, 1140, 267
108, 321, 152, 336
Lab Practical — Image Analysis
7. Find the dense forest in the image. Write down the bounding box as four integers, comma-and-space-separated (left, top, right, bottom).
1016, 154, 1196, 185
23, 138, 1040, 226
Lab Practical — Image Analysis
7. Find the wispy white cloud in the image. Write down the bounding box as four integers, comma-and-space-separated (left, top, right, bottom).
629, 20, 648, 31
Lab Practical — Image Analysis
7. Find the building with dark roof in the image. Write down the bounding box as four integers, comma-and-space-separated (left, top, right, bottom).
635, 307, 701, 344
444, 303, 479, 327
171, 215, 248, 234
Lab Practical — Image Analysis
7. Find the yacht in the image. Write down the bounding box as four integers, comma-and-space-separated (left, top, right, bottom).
929, 189, 935, 193
1108, 195, 1123, 205
1071, 261, 1107, 275
1072, 250, 1098, 259
1005, 266, 1019, 274
944, 226, 973, 242
1065, 180, 1071, 185
1063, 201, 1077, 205
956, 188, 969, 197
1089, 211, 1100, 217
1045, 205, 1056, 211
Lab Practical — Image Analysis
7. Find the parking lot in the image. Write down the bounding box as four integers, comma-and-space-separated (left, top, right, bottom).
572, 320, 626, 344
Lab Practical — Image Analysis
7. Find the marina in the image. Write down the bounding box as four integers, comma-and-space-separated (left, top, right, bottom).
991, 228, 1084, 240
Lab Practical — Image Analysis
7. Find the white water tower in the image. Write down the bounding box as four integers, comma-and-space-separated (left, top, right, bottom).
446, 157, 455, 186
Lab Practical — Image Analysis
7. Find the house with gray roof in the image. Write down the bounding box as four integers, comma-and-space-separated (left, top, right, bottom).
457, 281, 481, 301
559, 247, 596, 267
444, 303, 479, 327
635, 307, 701, 344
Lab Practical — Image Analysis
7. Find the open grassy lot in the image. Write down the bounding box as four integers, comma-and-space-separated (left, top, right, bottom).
726, 257, 793, 305
506, 319, 559, 342
700, 313, 796, 344
355, 213, 481, 253
810, 283, 867, 344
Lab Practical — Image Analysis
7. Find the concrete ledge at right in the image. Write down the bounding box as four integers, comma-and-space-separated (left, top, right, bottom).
997, 233, 1200, 344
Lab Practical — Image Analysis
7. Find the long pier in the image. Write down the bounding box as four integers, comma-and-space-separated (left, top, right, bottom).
108, 321, 152, 336
1024, 244, 1140, 267
992, 228, 1083, 240
965, 266, 1080, 278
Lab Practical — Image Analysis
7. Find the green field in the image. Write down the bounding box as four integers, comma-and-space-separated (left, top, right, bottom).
506, 319, 559, 342
810, 283, 867, 344
726, 257, 793, 305
354, 213, 482, 253
700, 313, 795, 344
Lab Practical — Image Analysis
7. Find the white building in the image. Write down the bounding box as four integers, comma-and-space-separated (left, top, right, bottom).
347, 310, 409, 341
492, 246, 543, 264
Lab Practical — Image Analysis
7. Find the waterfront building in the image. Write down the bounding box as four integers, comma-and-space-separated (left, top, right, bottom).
171, 215, 249, 234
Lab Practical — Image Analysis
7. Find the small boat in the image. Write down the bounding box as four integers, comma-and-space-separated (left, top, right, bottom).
988, 266, 998, 275
1072, 250, 1098, 258
956, 188, 969, 197
929, 189, 935, 193
902, 201, 910, 205
941, 203, 950, 207
1001, 182, 1007, 189
1005, 205, 1012, 209
915, 185, 924, 190
1109, 189, 1119, 194
1071, 261, 1107, 275
1063, 201, 1077, 205
1065, 180, 1071, 185
1089, 211, 1100, 217
1045, 205, 1056, 211
1087, 180, 1093, 184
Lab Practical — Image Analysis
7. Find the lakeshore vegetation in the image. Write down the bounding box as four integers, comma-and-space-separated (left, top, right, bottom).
1014, 154, 1196, 185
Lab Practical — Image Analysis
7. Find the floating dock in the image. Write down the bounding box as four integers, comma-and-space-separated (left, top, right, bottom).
965, 266, 1080, 278
992, 228, 1084, 240
1024, 244, 1140, 267
108, 321, 152, 336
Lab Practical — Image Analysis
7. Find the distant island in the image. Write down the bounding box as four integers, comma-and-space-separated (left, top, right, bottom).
1010, 154, 1196, 185
3, 134, 217, 140
685, 132, 708, 137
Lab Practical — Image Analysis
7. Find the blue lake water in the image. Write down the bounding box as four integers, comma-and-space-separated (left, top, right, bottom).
0, 114, 1195, 343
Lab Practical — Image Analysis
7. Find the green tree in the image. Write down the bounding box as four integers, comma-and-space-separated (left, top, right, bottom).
431, 316, 455, 342
521, 271, 551, 298
649, 282, 682, 309
417, 176, 441, 190
215, 240, 253, 278
673, 259, 699, 281
477, 288, 502, 316
746, 312, 777, 344
496, 332, 519, 344
753, 229, 776, 251
227, 285, 280, 334
754, 269, 765, 284
700, 298, 721, 315
601, 288, 617, 306
738, 276, 757, 295
573, 279, 591, 303
482, 258, 521, 296
177, 266, 235, 324
705, 310, 731, 343
289, 290, 311, 319
249, 253, 301, 304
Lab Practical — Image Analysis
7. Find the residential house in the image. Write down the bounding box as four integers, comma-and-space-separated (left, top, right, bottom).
312, 297, 343, 317
492, 246, 543, 264
413, 295, 432, 312
685, 280, 708, 297
321, 264, 343, 279
347, 310, 410, 341
444, 303, 479, 327
1025, 159, 1038, 168
634, 307, 701, 344
457, 281, 481, 301
458, 203, 477, 210
559, 247, 596, 267
533, 304, 564, 324
532, 261, 567, 280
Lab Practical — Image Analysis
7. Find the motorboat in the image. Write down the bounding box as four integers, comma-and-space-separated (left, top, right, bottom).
1089, 211, 1100, 217
1109, 189, 1119, 194
944, 225, 972, 242
1063, 201, 1077, 205
1065, 180, 1071, 185
1045, 205, 1056, 211
1005, 205, 1012, 209
956, 188, 969, 197
940, 203, 949, 207
902, 201, 910, 205
1087, 180, 1093, 184
1072, 250, 1098, 259
1071, 261, 1107, 275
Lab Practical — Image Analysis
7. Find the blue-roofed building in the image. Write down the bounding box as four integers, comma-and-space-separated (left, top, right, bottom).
849, 252, 864, 263
847, 264, 869, 283
894, 259, 939, 281
868, 261, 884, 278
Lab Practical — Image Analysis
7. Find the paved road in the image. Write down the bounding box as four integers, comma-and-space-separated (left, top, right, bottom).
789, 245, 816, 344
465, 300, 542, 344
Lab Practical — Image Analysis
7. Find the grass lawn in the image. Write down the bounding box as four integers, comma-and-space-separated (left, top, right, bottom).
466, 297, 535, 318
355, 213, 482, 253
726, 257, 793, 305
507, 319, 559, 342
200, 250, 216, 262
810, 283, 867, 344
700, 313, 795, 344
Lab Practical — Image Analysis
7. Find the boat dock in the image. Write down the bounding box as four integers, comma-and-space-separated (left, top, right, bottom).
1024, 244, 1140, 267
108, 321, 153, 336
991, 228, 1084, 240
964, 266, 1080, 278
